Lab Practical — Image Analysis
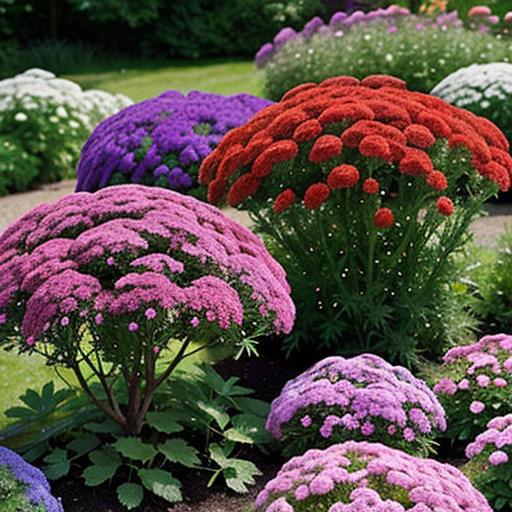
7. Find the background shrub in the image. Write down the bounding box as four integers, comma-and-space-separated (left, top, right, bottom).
266, 354, 446, 457
432, 63, 512, 147
0, 68, 132, 193
200, 74, 509, 365
432, 333, 512, 442
259, 8, 512, 100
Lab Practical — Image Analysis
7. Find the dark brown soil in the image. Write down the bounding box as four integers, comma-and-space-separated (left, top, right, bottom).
53, 347, 309, 512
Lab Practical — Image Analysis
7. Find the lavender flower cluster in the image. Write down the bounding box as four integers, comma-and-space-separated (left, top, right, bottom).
76, 91, 272, 195
255, 441, 491, 511
433, 333, 512, 438
0, 185, 294, 356
0, 446, 63, 512
255, 5, 461, 67
266, 355, 446, 456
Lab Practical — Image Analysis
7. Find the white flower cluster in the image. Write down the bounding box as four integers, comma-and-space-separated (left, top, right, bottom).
432, 62, 512, 110
0, 68, 132, 131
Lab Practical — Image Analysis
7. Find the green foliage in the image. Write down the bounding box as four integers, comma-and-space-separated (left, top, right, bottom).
0, 364, 270, 508
0, 465, 46, 512
261, 19, 512, 100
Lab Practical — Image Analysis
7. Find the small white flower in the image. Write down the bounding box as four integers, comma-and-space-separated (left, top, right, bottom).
56, 105, 68, 118
14, 112, 28, 122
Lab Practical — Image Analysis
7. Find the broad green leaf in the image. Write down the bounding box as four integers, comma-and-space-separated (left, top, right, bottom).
223, 427, 255, 444
209, 443, 229, 468
83, 463, 119, 486
158, 438, 200, 468
44, 460, 71, 480
138, 468, 182, 503
197, 402, 230, 430
114, 437, 157, 463
146, 410, 184, 434
224, 458, 261, 494
117, 482, 144, 510
84, 419, 122, 434
232, 413, 271, 444
44, 448, 68, 464
89, 449, 121, 467
66, 434, 101, 457
234, 397, 270, 417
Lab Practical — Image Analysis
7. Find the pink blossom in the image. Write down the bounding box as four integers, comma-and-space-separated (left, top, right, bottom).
128, 322, 139, 332
468, 5, 492, 17
489, 450, 508, 466
470, 401, 486, 414
145, 308, 156, 320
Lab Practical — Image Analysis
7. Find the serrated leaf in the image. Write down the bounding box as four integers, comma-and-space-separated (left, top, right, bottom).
158, 439, 200, 468
44, 448, 68, 464
232, 413, 271, 444
117, 483, 144, 510
223, 428, 255, 444
84, 419, 122, 434
89, 449, 121, 467
209, 443, 229, 468
138, 468, 182, 503
146, 410, 184, 434
224, 458, 261, 494
44, 460, 71, 480
83, 463, 119, 486
114, 437, 157, 463
234, 397, 270, 417
66, 434, 101, 457
197, 402, 230, 430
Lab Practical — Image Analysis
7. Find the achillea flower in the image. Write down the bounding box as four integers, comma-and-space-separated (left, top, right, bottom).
327, 165, 360, 189
308, 135, 343, 164
362, 177, 379, 194
374, 207, 395, 228
273, 189, 297, 213
437, 196, 454, 215
304, 183, 330, 209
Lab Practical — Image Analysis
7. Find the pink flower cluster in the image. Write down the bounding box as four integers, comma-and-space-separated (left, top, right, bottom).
0, 185, 294, 346
266, 355, 446, 454
466, 413, 512, 466
255, 441, 491, 511
433, 333, 512, 435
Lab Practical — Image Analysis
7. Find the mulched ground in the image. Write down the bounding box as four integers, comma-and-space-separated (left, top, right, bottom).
53, 346, 311, 512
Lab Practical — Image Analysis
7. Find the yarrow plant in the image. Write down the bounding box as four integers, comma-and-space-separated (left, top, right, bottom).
256, 5, 512, 100
0, 185, 294, 435
0, 446, 63, 512
0, 68, 132, 192
432, 62, 512, 146
266, 354, 446, 457
255, 441, 491, 511
75, 90, 271, 197
200, 74, 511, 364
433, 333, 512, 441
465, 413, 512, 510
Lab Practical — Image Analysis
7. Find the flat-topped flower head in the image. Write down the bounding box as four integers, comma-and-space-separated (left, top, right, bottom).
76, 91, 272, 196
266, 354, 446, 457
0, 446, 63, 512
256, 441, 491, 511
0, 185, 294, 434
433, 333, 512, 440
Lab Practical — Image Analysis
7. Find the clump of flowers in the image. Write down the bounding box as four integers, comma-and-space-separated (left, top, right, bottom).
433, 333, 512, 441
432, 62, 512, 147
256, 5, 512, 100
75, 90, 271, 197
266, 354, 446, 457
255, 441, 491, 511
0, 185, 294, 435
0, 446, 63, 512
465, 413, 512, 509
200, 74, 511, 364
0, 68, 132, 192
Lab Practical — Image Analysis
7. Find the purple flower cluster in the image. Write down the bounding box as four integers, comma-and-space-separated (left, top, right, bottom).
466, 413, 512, 464
0, 185, 294, 350
0, 446, 63, 512
255, 441, 491, 511
76, 91, 272, 194
255, 5, 462, 67
266, 355, 446, 455
433, 333, 512, 437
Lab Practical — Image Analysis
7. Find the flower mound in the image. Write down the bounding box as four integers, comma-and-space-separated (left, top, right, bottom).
0, 446, 63, 512
0, 185, 294, 434
266, 355, 446, 457
0, 68, 132, 191
76, 90, 271, 195
465, 414, 512, 509
255, 441, 491, 511
433, 333, 512, 440
432, 62, 512, 147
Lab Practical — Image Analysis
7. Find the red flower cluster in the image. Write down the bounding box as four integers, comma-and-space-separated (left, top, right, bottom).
200, 74, 511, 221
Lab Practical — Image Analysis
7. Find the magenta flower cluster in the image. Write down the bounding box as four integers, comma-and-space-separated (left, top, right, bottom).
0, 446, 63, 512
255, 5, 462, 67
266, 355, 446, 455
433, 333, 512, 437
0, 185, 294, 350
255, 441, 491, 511
466, 413, 512, 465
75, 90, 271, 194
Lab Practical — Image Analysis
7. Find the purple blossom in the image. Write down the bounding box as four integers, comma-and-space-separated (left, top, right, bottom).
256, 441, 492, 511
266, 355, 446, 455
76, 91, 271, 194
0, 446, 63, 512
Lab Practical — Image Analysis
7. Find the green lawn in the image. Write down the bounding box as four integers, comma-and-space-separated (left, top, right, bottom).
0, 59, 262, 431
66, 59, 263, 101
